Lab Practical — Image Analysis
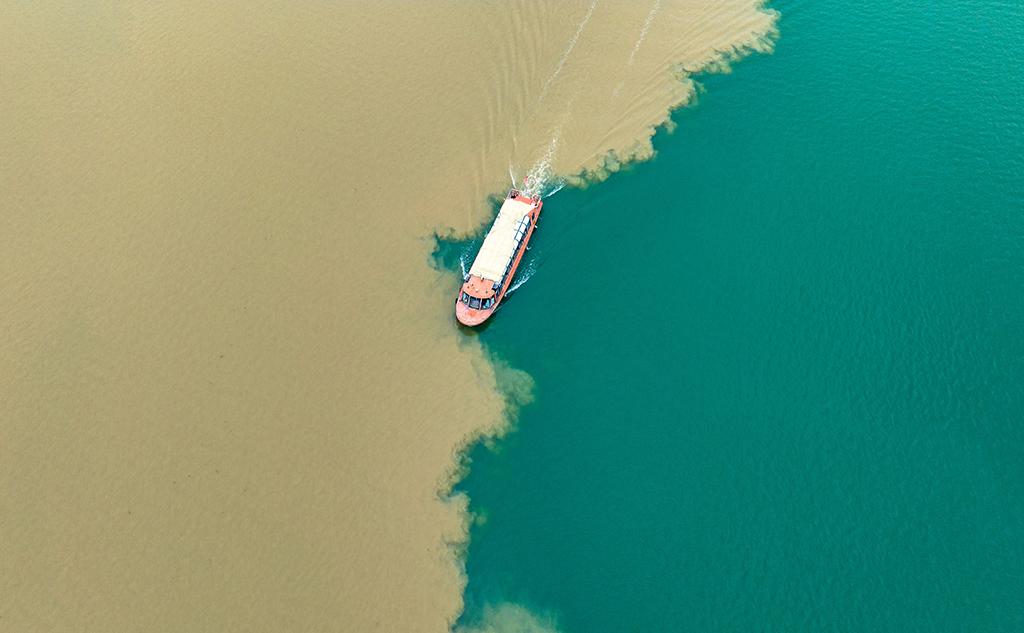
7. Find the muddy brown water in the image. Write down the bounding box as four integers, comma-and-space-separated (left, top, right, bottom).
0, 2, 775, 630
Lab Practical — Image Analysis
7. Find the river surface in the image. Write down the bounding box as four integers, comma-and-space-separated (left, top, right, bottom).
0, 2, 777, 630
451, 0, 1024, 630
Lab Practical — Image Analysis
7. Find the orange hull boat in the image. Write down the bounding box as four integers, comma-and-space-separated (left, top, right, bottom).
456, 189, 542, 326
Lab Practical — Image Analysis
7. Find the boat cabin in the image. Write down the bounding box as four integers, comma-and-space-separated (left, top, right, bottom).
459, 275, 496, 310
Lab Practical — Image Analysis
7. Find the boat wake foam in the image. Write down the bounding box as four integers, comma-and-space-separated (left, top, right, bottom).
505, 259, 537, 297
537, 1, 597, 105
513, 104, 574, 199
613, 0, 662, 100
628, 0, 661, 67
504, 1, 778, 193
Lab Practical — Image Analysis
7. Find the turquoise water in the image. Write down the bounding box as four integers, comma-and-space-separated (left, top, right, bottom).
445, 0, 1024, 630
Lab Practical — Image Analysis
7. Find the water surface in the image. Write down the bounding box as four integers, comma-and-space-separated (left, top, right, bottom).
456, 0, 1024, 630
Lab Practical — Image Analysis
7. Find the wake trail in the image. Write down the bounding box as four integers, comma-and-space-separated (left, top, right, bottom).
628, 0, 661, 67
512, 84, 579, 198
505, 261, 536, 297
612, 0, 661, 101
460, 248, 472, 280
538, 1, 597, 105
522, 96, 575, 196
523, 127, 562, 196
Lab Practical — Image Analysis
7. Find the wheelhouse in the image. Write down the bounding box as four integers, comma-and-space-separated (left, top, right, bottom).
460, 291, 496, 310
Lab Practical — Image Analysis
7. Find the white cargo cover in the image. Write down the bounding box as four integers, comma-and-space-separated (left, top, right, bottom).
469, 197, 534, 282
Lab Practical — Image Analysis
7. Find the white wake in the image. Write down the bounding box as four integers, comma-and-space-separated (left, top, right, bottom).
460, 248, 472, 280
538, 1, 597, 104
506, 259, 536, 297
628, 0, 661, 67
612, 0, 662, 101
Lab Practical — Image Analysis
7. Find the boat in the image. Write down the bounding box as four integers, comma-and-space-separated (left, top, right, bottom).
455, 189, 542, 326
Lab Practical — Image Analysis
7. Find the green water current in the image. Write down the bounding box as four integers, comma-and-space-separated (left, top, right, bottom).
439, 0, 1024, 630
